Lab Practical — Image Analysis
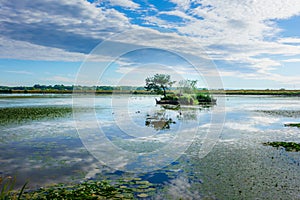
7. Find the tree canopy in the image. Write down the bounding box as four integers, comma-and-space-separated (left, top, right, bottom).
144, 74, 175, 97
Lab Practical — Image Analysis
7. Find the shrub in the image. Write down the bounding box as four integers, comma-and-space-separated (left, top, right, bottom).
196, 93, 213, 103
178, 95, 196, 105
161, 94, 178, 101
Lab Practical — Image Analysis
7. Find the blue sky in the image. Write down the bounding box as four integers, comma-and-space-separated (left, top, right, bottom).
0, 0, 300, 89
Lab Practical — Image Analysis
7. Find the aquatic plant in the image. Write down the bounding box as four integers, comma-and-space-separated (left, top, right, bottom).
263, 141, 300, 152
0, 176, 28, 200
0, 106, 73, 126
20, 181, 134, 200
0, 176, 16, 200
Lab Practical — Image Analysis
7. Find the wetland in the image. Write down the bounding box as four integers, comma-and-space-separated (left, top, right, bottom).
1, 94, 300, 199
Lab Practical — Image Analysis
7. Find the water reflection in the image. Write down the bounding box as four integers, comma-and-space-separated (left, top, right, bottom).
145, 104, 212, 130
145, 111, 176, 130
4, 95, 300, 199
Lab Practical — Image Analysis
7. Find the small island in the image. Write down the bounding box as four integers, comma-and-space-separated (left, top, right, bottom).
144, 73, 216, 106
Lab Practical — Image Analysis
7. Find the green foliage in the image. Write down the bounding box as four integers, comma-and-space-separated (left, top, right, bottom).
263, 141, 300, 152
196, 93, 213, 104
0, 106, 73, 126
145, 74, 175, 97
284, 123, 300, 128
15, 180, 133, 200
0, 176, 15, 200
160, 94, 178, 101
0, 176, 27, 200
158, 91, 215, 106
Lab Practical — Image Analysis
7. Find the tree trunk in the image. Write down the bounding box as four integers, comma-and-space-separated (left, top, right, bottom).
162, 86, 166, 97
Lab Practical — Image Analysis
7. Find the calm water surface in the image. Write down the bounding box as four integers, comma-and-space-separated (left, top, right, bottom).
1, 94, 300, 199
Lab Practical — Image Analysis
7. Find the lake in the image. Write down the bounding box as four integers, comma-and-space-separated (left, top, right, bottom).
1, 94, 300, 199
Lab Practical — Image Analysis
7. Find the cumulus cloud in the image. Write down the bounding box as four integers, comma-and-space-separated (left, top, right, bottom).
278, 37, 300, 44
0, 37, 86, 61
0, 0, 131, 56
169, 0, 191, 11
1, 0, 300, 87
108, 0, 140, 9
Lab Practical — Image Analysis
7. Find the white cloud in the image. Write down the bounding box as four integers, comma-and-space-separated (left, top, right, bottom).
108, 0, 140, 9
218, 68, 300, 85
1, 0, 300, 88
159, 10, 194, 21
282, 59, 300, 63
4, 70, 33, 75
169, 0, 191, 11
0, 0, 132, 58
278, 37, 300, 44
0, 37, 86, 61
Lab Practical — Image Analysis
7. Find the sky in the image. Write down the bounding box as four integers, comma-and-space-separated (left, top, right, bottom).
0, 0, 300, 89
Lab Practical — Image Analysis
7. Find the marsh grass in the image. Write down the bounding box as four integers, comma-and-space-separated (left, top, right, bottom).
0, 176, 28, 200
0, 106, 73, 126
0, 176, 15, 199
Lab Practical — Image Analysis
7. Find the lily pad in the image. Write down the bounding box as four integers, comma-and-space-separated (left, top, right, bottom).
137, 193, 149, 198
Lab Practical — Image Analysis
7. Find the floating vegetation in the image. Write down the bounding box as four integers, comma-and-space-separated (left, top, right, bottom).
0, 106, 73, 126
161, 104, 180, 111
284, 123, 300, 128
145, 111, 176, 130
18, 180, 134, 200
6, 177, 159, 199
256, 110, 300, 118
117, 177, 156, 198
263, 142, 300, 152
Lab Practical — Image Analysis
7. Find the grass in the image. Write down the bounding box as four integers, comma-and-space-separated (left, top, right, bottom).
0, 176, 28, 200
0, 106, 73, 126
263, 142, 300, 152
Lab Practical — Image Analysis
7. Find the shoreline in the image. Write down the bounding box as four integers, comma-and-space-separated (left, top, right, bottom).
0, 89, 300, 96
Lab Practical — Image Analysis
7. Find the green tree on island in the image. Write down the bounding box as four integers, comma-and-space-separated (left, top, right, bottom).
145, 74, 216, 105
145, 74, 176, 98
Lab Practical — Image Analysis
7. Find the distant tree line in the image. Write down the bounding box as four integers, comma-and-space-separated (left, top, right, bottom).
0, 84, 148, 93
